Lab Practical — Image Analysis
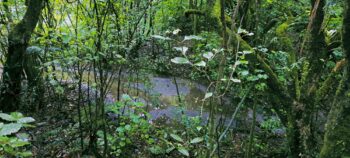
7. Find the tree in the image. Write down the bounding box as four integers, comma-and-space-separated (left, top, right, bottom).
320, 0, 350, 157
0, 0, 44, 112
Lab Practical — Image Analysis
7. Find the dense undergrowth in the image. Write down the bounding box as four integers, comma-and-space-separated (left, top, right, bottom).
1, 0, 350, 157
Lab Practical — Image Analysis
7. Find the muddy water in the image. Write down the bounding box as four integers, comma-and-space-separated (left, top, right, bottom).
106, 73, 262, 128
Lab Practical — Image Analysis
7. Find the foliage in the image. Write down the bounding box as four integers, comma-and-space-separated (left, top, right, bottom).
0, 112, 35, 157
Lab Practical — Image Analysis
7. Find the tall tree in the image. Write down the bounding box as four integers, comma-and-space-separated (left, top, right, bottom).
0, 0, 44, 112
320, 0, 350, 157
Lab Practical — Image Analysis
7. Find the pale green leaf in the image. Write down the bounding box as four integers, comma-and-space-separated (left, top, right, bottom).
203, 52, 214, 60
194, 61, 206, 67
0, 113, 15, 121
190, 137, 203, 144
183, 35, 203, 41
230, 78, 241, 83
170, 133, 183, 142
0, 123, 23, 136
171, 57, 190, 64
17, 117, 35, 124
204, 92, 213, 100
177, 147, 189, 157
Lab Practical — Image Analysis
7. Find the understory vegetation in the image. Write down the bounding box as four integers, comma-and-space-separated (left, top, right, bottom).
0, 0, 350, 157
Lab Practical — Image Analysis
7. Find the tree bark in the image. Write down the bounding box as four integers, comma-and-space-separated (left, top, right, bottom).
320, 0, 350, 157
0, 0, 44, 112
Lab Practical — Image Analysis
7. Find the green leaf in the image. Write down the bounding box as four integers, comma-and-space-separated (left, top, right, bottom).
10, 112, 24, 120
171, 57, 190, 64
177, 147, 189, 157
203, 52, 214, 60
17, 117, 35, 124
194, 61, 206, 67
26, 46, 42, 54
170, 133, 184, 142
0, 123, 23, 136
18, 151, 33, 157
9, 139, 29, 147
0, 113, 15, 121
190, 137, 203, 144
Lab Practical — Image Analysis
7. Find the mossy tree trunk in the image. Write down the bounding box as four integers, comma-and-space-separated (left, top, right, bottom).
0, 0, 44, 112
320, 0, 350, 157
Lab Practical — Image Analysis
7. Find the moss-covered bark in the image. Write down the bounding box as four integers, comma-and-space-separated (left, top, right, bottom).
320, 0, 350, 157
0, 0, 44, 112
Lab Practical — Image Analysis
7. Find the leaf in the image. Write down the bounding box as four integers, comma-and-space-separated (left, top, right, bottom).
177, 147, 189, 157
204, 92, 213, 100
0, 123, 23, 136
17, 117, 35, 124
203, 52, 214, 60
151, 35, 172, 40
230, 78, 241, 83
174, 47, 188, 55
26, 46, 42, 54
170, 133, 183, 142
190, 137, 203, 144
0, 113, 15, 121
194, 61, 206, 67
18, 151, 33, 157
10, 112, 24, 120
183, 35, 203, 41
9, 139, 29, 147
171, 57, 190, 64
121, 94, 132, 101
173, 29, 181, 35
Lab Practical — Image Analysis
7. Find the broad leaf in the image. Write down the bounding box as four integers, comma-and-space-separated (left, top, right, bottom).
17, 117, 35, 124
171, 57, 190, 64
0, 113, 15, 121
0, 123, 23, 136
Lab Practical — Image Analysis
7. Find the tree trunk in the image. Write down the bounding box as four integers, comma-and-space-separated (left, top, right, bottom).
0, 0, 44, 112
320, 0, 350, 157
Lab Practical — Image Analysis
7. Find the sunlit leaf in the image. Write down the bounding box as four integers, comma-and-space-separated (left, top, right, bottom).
0, 123, 23, 136
171, 57, 190, 64
190, 137, 203, 144
174, 47, 189, 55
203, 52, 214, 60
230, 78, 241, 83
204, 92, 213, 100
17, 117, 35, 124
194, 61, 206, 67
0, 113, 15, 121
